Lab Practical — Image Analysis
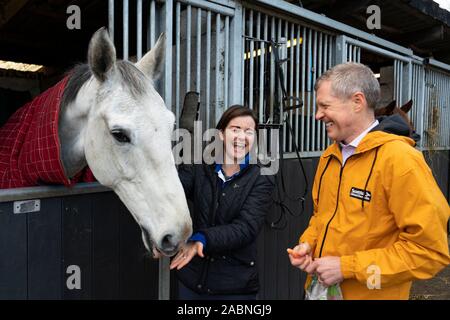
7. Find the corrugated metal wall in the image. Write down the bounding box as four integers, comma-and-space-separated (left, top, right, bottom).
423, 68, 450, 150
242, 5, 335, 157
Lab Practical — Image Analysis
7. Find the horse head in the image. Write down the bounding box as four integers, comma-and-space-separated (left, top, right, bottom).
64, 28, 192, 256
375, 99, 416, 140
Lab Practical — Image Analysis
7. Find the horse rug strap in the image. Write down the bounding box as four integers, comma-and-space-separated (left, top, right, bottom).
0, 76, 93, 189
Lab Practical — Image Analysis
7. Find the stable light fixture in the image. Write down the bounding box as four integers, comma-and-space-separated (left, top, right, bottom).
0, 60, 44, 73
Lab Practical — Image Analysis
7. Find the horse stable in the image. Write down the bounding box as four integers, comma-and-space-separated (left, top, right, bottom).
0, 0, 449, 300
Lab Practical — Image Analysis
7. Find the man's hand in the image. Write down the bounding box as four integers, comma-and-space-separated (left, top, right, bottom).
288, 242, 313, 271
310, 256, 343, 286
170, 241, 204, 270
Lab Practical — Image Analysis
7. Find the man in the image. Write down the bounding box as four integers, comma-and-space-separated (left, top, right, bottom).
288, 62, 450, 299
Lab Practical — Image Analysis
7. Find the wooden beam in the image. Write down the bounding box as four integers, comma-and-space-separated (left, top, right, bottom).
0, 0, 30, 27
432, 48, 450, 64
324, 0, 372, 17
393, 25, 446, 47
0, 30, 86, 66
0, 31, 56, 51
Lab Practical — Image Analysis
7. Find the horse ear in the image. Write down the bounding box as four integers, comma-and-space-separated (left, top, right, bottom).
401, 99, 413, 113
136, 32, 166, 82
88, 27, 117, 82
375, 100, 395, 116
386, 100, 396, 114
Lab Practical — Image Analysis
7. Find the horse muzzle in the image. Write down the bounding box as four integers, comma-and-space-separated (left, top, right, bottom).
142, 225, 191, 257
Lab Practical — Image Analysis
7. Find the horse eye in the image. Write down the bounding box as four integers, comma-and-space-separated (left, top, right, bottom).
111, 129, 131, 143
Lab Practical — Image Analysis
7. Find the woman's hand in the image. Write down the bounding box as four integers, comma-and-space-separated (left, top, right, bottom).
170, 241, 204, 270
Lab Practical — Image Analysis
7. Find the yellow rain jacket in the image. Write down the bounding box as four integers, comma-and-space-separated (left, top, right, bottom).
300, 124, 450, 300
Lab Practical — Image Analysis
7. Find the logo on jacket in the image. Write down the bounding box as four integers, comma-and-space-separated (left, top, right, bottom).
350, 187, 371, 202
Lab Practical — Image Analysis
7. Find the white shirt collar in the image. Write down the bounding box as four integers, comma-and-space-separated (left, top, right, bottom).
340, 120, 379, 149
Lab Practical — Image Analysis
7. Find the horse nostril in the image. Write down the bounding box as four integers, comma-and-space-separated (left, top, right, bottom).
161, 233, 176, 251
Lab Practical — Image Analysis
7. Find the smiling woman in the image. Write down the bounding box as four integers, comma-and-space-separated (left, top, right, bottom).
172, 105, 275, 300
217, 106, 258, 172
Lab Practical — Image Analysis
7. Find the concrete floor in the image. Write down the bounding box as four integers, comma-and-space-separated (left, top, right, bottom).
410, 238, 450, 300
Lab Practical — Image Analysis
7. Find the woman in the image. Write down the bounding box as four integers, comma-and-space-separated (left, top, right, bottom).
171, 105, 275, 300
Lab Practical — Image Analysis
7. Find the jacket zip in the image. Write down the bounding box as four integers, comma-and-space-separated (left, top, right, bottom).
199, 164, 254, 291
317, 146, 378, 256
318, 155, 345, 258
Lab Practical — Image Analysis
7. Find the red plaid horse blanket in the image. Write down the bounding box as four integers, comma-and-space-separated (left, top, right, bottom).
0, 76, 94, 189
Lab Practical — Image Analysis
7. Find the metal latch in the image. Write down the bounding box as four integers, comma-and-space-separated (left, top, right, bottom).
14, 199, 40, 214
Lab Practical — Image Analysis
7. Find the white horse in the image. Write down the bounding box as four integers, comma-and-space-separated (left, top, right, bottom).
58, 28, 192, 256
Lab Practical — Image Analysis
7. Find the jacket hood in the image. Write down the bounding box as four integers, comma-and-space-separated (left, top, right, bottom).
357, 130, 415, 153
373, 114, 410, 137
374, 114, 421, 143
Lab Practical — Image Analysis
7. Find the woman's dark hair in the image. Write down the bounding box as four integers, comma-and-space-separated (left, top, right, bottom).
216, 105, 258, 131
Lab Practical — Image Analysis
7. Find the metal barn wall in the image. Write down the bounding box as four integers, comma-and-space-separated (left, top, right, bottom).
242, 4, 335, 157
423, 68, 450, 150
105, 0, 450, 154
171, 1, 233, 129
0, 190, 158, 299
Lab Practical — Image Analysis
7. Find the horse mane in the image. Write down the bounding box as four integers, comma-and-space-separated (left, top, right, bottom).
60, 61, 151, 111
61, 64, 92, 111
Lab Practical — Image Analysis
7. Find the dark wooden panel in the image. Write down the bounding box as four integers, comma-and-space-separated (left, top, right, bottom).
92, 192, 120, 299
423, 150, 450, 234
423, 150, 450, 202
275, 159, 293, 300
118, 200, 158, 299
286, 159, 311, 300
256, 217, 265, 300
0, 190, 163, 300
27, 197, 62, 299
299, 158, 320, 298
0, 202, 27, 299
170, 269, 179, 300
258, 157, 319, 300
260, 193, 281, 299
62, 194, 93, 299
283, 158, 316, 300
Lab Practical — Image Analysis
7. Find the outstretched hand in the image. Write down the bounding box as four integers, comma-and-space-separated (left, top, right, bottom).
170, 241, 204, 270
287, 242, 313, 271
